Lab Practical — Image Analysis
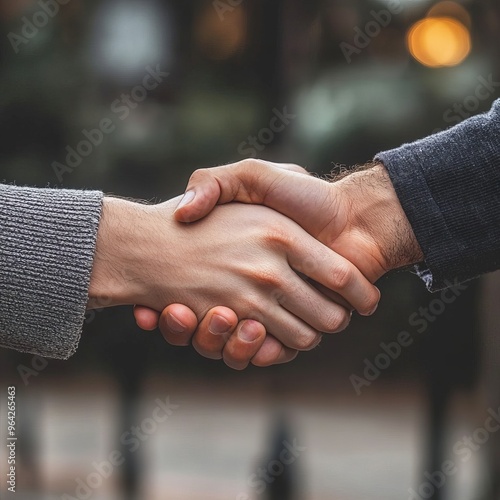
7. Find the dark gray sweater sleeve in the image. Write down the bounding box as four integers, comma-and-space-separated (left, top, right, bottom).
375, 98, 500, 291
0, 185, 103, 359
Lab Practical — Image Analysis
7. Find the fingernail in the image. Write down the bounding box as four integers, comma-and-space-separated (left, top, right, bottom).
368, 303, 378, 316
166, 313, 187, 333
239, 321, 261, 342
209, 314, 232, 335
175, 190, 195, 211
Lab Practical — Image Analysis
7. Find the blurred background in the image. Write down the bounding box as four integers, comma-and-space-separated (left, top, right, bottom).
1, 0, 500, 499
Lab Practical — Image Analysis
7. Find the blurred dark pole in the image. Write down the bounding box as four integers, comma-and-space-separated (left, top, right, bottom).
115, 342, 150, 499
480, 273, 500, 500
252, 2, 306, 494
248, 0, 286, 108
262, 413, 302, 500
281, 0, 321, 87
484, 0, 500, 67
421, 283, 480, 500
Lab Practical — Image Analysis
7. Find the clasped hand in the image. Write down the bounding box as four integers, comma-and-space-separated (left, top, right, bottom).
126, 159, 416, 369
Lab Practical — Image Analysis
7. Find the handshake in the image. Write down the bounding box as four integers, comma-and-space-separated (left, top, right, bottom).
88, 159, 423, 369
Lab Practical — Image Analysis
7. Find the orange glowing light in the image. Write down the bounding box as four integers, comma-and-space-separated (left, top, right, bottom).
427, 1, 471, 28
195, 5, 247, 61
407, 17, 471, 68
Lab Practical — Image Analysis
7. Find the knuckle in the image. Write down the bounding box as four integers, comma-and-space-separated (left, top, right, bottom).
238, 158, 267, 174
252, 268, 283, 290
269, 288, 287, 304
235, 293, 267, 322
320, 309, 351, 333
292, 255, 319, 275
361, 289, 380, 315
288, 163, 308, 174
245, 158, 268, 167
262, 224, 291, 249
332, 264, 353, 290
189, 168, 209, 183
296, 331, 322, 351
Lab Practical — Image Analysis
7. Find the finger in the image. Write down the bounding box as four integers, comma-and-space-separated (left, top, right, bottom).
295, 273, 354, 311
305, 278, 353, 311
134, 305, 161, 331
222, 320, 267, 370
287, 237, 381, 316
251, 335, 299, 367
277, 271, 353, 334
158, 304, 200, 346
259, 305, 324, 352
173, 160, 311, 223
192, 307, 239, 360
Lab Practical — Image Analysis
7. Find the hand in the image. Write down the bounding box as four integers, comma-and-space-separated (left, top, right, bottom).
171, 160, 423, 279
134, 159, 420, 367
89, 195, 380, 364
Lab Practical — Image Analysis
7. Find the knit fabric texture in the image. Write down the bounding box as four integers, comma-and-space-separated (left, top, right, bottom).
0, 185, 103, 359
376, 98, 500, 291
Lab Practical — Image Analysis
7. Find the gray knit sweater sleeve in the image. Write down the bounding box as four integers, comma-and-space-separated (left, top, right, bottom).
0, 185, 103, 359
376, 98, 500, 291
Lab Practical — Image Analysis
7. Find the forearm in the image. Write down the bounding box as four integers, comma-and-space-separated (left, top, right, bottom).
334, 163, 424, 275
0, 184, 102, 359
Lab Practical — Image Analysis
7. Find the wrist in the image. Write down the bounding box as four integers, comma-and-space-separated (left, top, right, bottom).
88, 197, 152, 309
336, 162, 423, 275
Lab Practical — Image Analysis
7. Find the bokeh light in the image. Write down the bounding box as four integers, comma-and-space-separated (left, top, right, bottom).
194, 4, 247, 61
407, 17, 471, 68
88, 0, 171, 83
427, 1, 472, 28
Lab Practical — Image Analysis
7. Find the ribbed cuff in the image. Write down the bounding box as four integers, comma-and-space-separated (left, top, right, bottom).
0, 185, 103, 359
375, 138, 459, 291
375, 99, 500, 291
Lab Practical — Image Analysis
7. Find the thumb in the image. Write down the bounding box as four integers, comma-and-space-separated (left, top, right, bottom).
173, 160, 311, 223
174, 169, 223, 223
